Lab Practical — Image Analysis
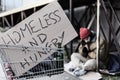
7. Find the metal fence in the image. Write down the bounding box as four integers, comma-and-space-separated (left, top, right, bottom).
0, 45, 64, 80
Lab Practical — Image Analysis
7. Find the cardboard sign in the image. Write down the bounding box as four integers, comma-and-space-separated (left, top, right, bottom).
0, 1, 78, 76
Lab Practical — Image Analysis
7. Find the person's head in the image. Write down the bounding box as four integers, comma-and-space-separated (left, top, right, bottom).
79, 28, 91, 43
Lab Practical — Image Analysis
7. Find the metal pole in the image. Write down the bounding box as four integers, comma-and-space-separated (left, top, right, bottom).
69, 0, 74, 54
87, 14, 95, 29
96, 0, 100, 71
1, 0, 5, 11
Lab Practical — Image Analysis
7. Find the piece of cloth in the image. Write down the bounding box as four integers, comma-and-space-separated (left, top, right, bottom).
108, 52, 120, 73
71, 53, 88, 64
64, 63, 87, 77
83, 59, 96, 71
73, 67, 87, 77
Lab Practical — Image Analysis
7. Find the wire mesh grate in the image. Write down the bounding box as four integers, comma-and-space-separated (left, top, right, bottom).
0, 45, 64, 80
